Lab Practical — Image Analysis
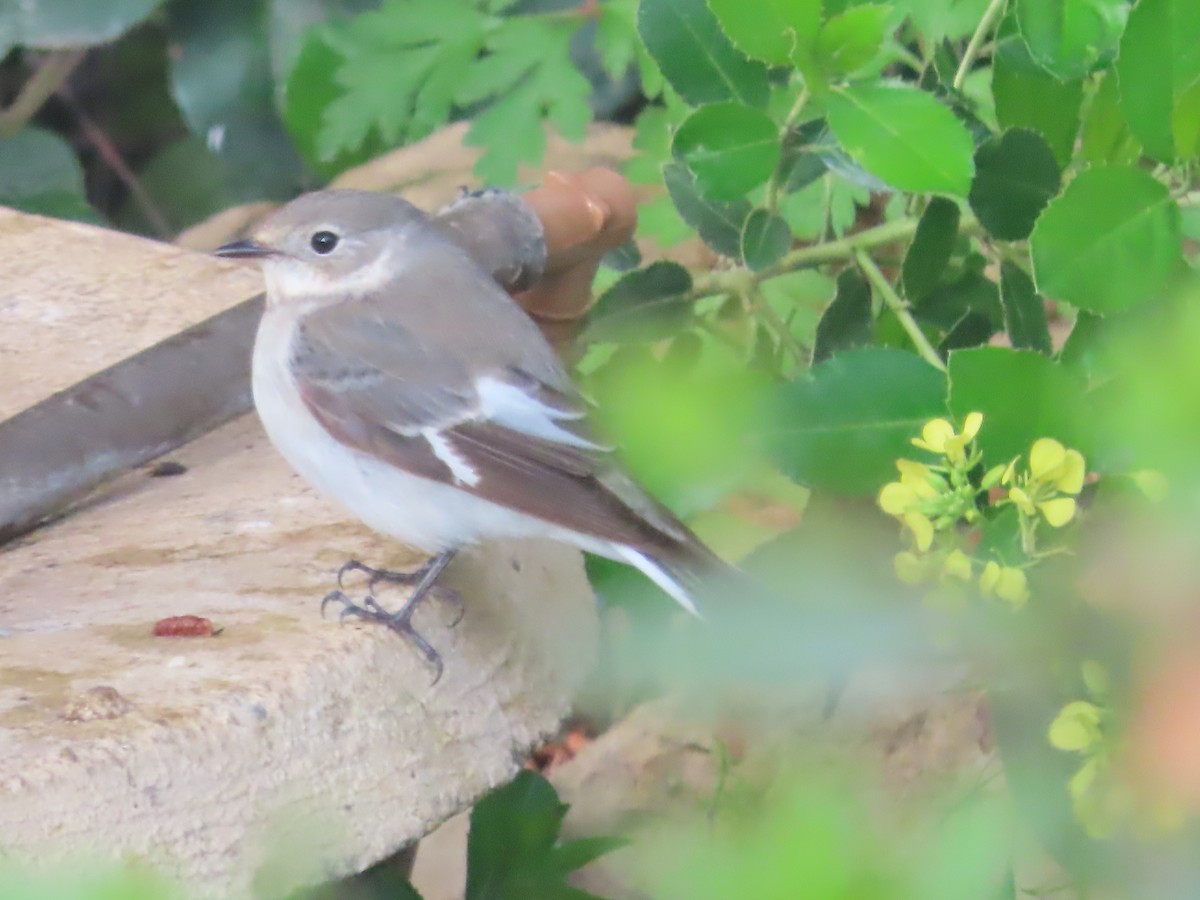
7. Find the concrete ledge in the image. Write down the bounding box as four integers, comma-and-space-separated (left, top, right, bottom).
0, 415, 598, 897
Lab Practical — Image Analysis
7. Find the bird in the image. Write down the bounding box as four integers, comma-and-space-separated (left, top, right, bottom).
217, 188, 735, 678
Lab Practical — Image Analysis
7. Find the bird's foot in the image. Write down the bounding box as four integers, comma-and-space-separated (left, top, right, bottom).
324, 550, 462, 682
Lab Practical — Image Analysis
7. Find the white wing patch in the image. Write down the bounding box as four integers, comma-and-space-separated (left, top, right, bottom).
422, 428, 480, 486
475, 375, 602, 449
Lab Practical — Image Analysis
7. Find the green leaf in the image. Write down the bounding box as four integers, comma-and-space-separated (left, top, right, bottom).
673, 102, 781, 200
914, 261, 1002, 335
813, 269, 874, 363
1079, 67, 1142, 165
770, 348, 948, 494
968, 129, 1061, 241
463, 17, 593, 184
740, 209, 792, 271
902, 197, 959, 302
116, 137, 235, 235
1015, 0, 1128, 80
285, 31, 381, 178
999, 261, 1052, 354
893, 0, 992, 42
816, 4, 892, 78
317, 0, 489, 158
0, 0, 164, 48
663, 162, 753, 256
167, 0, 305, 200
825, 82, 975, 196
1115, 0, 1200, 161
707, 0, 821, 67
1030, 165, 1181, 313
0, 127, 84, 199
638, 0, 770, 107
466, 770, 616, 900
938, 311, 994, 354
948, 346, 1088, 465
992, 38, 1084, 168
584, 261, 694, 342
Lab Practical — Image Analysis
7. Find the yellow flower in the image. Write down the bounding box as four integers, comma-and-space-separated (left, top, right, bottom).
903, 510, 934, 551
1048, 700, 1103, 752
911, 418, 955, 454
981, 455, 1020, 490
1038, 496, 1077, 527
893, 551, 926, 585
979, 561, 1029, 608
911, 412, 982, 466
878, 481, 917, 516
942, 549, 972, 581
895, 458, 939, 498
1029, 438, 1086, 494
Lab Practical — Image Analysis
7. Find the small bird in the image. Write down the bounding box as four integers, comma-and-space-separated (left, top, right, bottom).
217, 189, 733, 677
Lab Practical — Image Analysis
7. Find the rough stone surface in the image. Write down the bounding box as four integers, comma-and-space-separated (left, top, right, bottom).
0, 415, 597, 897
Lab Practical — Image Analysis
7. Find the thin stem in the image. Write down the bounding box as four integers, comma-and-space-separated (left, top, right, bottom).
747, 282, 807, 370
854, 248, 946, 371
764, 85, 810, 214
58, 88, 173, 239
0, 49, 87, 138
953, 0, 1007, 92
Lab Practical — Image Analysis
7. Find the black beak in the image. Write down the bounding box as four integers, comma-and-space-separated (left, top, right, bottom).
214, 239, 276, 259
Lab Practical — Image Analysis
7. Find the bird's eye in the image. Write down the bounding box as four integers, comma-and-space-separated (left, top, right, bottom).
310, 230, 339, 254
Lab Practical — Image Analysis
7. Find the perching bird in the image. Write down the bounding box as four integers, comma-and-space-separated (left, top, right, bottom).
217, 189, 733, 677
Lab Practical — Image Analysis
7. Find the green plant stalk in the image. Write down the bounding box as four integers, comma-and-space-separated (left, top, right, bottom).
952, 0, 1007, 92
854, 247, 946, 371
764, 85, 810, 215
0, 49, 87, 139
748, 282, 807, 369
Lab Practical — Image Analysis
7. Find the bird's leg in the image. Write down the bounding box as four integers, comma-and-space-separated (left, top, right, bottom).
324, 550, 461, 682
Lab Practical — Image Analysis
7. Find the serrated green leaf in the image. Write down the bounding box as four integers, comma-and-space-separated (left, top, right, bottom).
0, 0, 164, 48
938, 311, 994, 354
948, 346, 1088, 465
1030, 166, 1181, 313
826, 82, 975, 196
1015, 0, 1128, 80
638, 0, 770, 107
673, 102, 781, 200
584, 261, 694, 342
1000, 261, 1052, 354
903, 197, 959, 302
1115, 0, 1200, 161
663, 162, 753, 256
285, 31, 380, 177
706, 0, 821, 67
813, 269, 873, 362
741, 209, 792, 271
769, 348, 948, 493
915, 263, 1001, 335
992, 37, 1084, 168
816, 4, 892, 78
969, 129, 1061, 241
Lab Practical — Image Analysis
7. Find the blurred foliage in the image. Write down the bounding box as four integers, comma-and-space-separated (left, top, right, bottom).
4, 0, 1200, 897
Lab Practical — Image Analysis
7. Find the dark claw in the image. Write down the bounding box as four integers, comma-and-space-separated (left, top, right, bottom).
326, 550, 460, 683
337, 558, 429, 593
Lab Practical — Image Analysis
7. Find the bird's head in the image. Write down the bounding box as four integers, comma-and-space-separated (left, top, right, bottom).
216, 189, 428, 304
